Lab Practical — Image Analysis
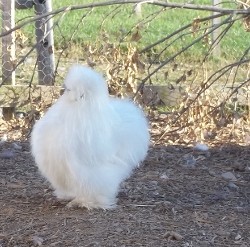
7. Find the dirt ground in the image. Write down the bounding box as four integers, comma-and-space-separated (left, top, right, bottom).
0, 125, 250, 247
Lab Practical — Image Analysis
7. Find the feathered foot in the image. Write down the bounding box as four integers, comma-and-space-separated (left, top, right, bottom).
54, 190, 74, 201
66, 197, 117, 210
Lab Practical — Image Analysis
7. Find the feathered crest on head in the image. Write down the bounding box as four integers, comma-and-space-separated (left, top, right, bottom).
63, 64, 109, 103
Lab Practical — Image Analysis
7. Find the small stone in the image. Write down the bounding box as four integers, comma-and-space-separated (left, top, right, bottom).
235, 233, 241, 241
0, 150, 15, 159
227, 182, 239, 190
12, 143, 22, 150
208, 170, 217, 177
221, 172, 237, 181
160, 173, 169, 180
193, 143, 209, 151
164, 231, 183, 240
216, 229, 231, 237
32, 236, 44, 246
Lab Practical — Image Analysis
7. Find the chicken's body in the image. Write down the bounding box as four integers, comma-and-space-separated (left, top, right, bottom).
31, 65, 150, 209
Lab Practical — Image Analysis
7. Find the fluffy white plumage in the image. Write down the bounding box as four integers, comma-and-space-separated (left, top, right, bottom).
31, 64, 150, 209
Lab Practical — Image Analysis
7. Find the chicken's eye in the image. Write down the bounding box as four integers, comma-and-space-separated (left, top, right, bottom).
62, 83, 71, 92
61, 88, 70, 96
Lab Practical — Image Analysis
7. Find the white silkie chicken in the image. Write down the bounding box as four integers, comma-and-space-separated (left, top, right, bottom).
31, 64, 150, 209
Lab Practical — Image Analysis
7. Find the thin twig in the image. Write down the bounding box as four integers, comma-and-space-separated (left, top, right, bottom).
0, 0, 249, 38
134, 14, 235, 99
140, 12, 227, 54
156, 57, 250, 142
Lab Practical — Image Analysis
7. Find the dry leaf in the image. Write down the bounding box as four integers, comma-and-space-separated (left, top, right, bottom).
131, 30, 142, 42
192, 18, 201, 34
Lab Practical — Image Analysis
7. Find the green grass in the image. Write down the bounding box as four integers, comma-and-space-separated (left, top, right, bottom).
15, 0, 249, 60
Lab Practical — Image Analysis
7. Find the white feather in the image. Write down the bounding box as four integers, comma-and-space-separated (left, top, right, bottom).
31, 64, 150, 209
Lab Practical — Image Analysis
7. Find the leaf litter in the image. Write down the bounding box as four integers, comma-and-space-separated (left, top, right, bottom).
0, 42, 249, 245
0, 113, 250, 247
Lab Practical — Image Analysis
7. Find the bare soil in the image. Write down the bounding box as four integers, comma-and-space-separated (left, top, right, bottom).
0, 126, 250, 247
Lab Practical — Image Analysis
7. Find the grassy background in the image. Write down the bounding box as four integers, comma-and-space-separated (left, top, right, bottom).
15, 0, 249, 60
11, 1, 250, 123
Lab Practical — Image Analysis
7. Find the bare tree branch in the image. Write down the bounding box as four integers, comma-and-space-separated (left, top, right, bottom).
134, 13, 238, 99
0, 0, 249, 38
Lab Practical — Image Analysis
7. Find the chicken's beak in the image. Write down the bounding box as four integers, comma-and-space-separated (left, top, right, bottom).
60, 84, 66, 95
